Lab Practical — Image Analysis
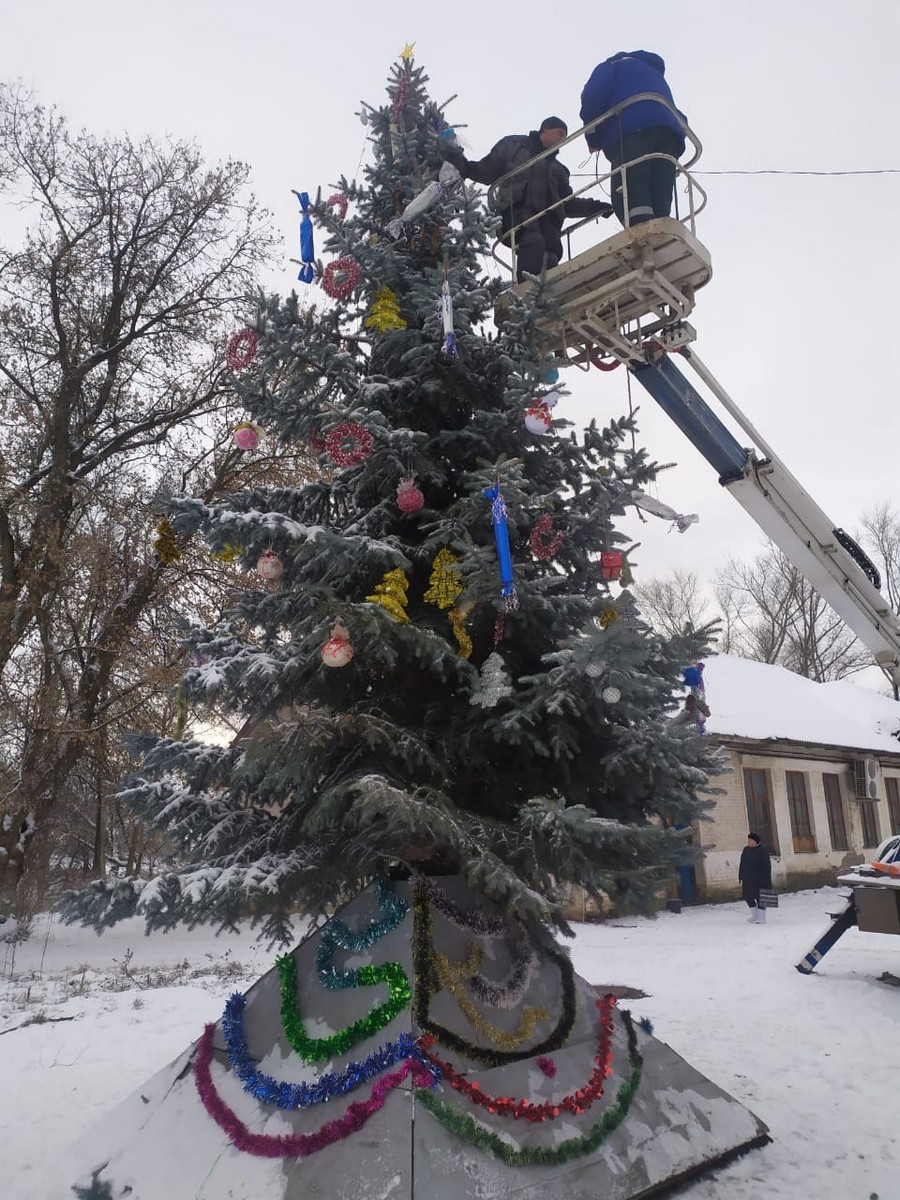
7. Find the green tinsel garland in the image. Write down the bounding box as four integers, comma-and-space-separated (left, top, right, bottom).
412, 889, 576, 1067
277, 953, 411, 1063
415, 1009, 643, 1166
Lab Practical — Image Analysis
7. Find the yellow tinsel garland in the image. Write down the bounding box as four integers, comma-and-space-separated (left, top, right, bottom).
449, 602, 473, 660
432, 944, 550, 1049
153, 517, 182, 565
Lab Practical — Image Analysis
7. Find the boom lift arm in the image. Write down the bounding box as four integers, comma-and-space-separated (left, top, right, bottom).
631, 344, 900, 691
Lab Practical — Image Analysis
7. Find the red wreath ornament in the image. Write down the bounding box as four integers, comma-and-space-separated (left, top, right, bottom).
325, 193, 349, 220
325, 422, 373, 467
321, 257, 361, 301
530, 514, 564, 561
225, 328, 259, 370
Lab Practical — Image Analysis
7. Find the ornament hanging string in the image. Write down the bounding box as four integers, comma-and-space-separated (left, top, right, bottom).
292, 191, 315, 284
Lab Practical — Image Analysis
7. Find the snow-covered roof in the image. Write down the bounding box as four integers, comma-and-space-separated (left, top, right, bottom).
698, 654, 900, 755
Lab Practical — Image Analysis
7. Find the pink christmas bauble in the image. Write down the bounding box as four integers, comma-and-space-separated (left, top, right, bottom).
524, 404, 552, 435
396, 477, 424, 513
321, 635, 353, 668
257, 550, 284, 581
233, 424, 261, 451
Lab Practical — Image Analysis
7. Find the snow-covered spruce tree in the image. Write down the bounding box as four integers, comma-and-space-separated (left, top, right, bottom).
63, 58, 717, 945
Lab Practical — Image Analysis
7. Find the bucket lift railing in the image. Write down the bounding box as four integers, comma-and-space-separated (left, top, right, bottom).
486, 94, 707, 281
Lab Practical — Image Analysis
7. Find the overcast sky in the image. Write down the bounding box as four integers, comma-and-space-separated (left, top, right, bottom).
3, 1, 899, 641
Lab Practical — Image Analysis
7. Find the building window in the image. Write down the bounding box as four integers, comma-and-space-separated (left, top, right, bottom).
743, 768, 779, 855
858, 800, 881, 849
786, 770, 816, 853
822, 773, 849, 851
886, 777, 900, 837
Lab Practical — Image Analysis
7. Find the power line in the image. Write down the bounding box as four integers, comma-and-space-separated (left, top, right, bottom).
570, 168, 900, 178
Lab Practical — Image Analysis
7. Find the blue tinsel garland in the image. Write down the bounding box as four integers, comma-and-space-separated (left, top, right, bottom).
221, 991, 439, 1109
315, 878, 409, 989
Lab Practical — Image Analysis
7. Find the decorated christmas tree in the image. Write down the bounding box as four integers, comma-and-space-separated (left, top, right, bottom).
65, 52, 717, 944
59, 54, 769, 1200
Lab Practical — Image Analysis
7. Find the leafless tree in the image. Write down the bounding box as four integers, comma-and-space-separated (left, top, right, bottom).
714, 542, 870, 682
0, 84, 307, 908
633, 568, 713, 638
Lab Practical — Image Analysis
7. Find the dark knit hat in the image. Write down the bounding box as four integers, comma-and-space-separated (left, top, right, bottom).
747, 832, 761, 844
540, 116, 568, 134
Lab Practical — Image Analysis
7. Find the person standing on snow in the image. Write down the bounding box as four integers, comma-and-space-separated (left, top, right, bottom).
440, 117, 612, 281
739, 833, 773, 923
579, 51, 687, 227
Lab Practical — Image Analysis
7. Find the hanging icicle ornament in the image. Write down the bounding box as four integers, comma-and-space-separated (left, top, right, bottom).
225, 328, 258, 370
365, 286, 407, 334
385, 160, 462, 239
439, 276, 457, 357
529, 514, 564, 561
325, 192, 349, 221
524, 390, 560, 436
321, 256, 361, 301
470, 652, 514, 708
232, 422, 262, 451
602, 686, 621, 704
292, 190, 316, 284
365, 568, 410, 623
396, 475, 424, 513
325, 422, 373, 467
256, 550, 284, 582
153, 517, 181, 565
322, 622, 353, 668
484, 484, 518, 610
423, 548, 463, 609
599, 550, 624, 581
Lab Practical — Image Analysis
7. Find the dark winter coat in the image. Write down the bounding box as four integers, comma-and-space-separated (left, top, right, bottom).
739, 843, 772, 903
445, 131, 604, 257
579, 51, 686, 159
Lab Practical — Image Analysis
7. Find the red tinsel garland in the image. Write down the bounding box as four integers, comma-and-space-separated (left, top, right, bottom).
193, 1023, 432, 1158
529, 514, 564, 561
420, 994, 617, 1123
225, 328, 258, 370
325, 422, 373, 467
326, 193, 349, 220
321, 257, 360, 301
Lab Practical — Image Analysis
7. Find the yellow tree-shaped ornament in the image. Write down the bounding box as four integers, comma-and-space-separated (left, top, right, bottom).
366, 568, 410, 623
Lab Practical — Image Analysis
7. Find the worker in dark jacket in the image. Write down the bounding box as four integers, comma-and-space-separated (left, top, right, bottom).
442, 117, 612, 281
579, 51, 686, 227
739, 833, 773, 924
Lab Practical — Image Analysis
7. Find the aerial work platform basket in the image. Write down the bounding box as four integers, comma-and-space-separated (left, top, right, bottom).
489, 95, 711, 366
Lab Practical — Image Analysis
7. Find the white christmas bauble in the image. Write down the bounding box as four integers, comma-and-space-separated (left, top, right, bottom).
585, 662, 605, 678
257, 550, 284, 581
602, 686, 621, 704
322, 635, 353, 668
524, 405, 552, 435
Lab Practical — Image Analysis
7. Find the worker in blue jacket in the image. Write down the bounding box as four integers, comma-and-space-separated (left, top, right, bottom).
579, 51, 686, 227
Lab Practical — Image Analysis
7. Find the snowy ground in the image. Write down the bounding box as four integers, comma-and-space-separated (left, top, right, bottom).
1, 888, 896, 1200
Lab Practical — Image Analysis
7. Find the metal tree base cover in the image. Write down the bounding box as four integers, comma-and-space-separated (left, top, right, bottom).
64, 878, 768, 1200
